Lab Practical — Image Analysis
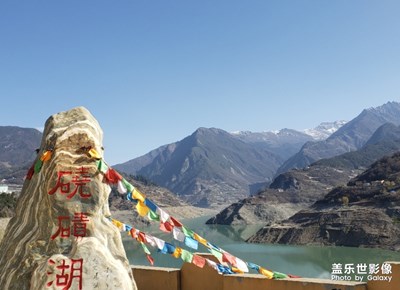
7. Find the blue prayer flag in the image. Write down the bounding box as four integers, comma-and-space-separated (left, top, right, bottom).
247, 262, 260, 271
161, 242, 176, 254
144, 198, 158, 212
184, 237, 199, 250
126, 192, 135, 202
217, 264, 234, 274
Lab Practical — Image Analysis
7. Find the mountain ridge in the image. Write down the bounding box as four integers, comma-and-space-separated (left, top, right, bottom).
206, 121, 400, 225
278, 101, 400, 174
114, 120, 348, 207
116, 127, 283, 208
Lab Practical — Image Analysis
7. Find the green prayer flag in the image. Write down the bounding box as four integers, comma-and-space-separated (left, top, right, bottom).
141, 242, 151, 255
34, 159, 43, 173
96, 160, 108, 173
182, 226, 194, 238
210, 248, 223, 261
181, 249, 193, 263
273, 272, 288, 279
122, 178, 134, 192
148, 210, 160, 221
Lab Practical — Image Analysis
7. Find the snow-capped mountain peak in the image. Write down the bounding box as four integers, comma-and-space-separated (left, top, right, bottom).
303, 120, 347, 140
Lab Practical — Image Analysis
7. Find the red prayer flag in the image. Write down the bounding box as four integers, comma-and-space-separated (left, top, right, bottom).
222, 252, 237, 266
192, 255, 206, 268
129, 228, 138, 239
159, 221, 174, 233
138, 231, 146, 243
26, 164, 35, 180
146, 255, 154, 265
104, 168, 123, 184
288, 274, 302, 278
170, 216, 183, 227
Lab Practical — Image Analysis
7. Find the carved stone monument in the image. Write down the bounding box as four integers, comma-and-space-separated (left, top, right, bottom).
0, 107, 137, 290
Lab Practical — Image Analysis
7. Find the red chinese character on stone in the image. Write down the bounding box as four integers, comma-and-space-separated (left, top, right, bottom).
51, 216, 71, 240
48, 167, 92, 199
51, 213, 89, 240
68, 167, 91, 199
47, 258, 83, 290
55, 259, 70, 287
48, 171, 73, 195
72, 213, 89, 238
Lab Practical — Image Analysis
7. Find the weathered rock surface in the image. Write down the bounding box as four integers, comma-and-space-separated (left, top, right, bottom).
247, 152, 400, 250
0, 107, 136, 289
205, 191, 306, 225
247, 206, 400, 249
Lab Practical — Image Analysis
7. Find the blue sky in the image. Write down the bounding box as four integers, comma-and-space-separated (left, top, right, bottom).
0, 0, 399, 164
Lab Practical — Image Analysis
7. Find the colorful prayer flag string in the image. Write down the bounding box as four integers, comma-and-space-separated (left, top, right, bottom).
91, 152, 295, 279
109, 217, 239, 275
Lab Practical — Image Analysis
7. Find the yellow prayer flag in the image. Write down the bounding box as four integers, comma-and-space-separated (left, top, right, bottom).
173, 247, 182, 258
193, 233, 208, 247
231, 267, 244, 274
259, 267, 274, 279
40, 150, 52, 162
88, 148, 102, 159
132, 188, 145, 202
136, 201, 150, 217
111, 219, 124, 230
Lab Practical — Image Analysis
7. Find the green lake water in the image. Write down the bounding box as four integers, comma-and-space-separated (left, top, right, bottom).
123, 215, 400, 279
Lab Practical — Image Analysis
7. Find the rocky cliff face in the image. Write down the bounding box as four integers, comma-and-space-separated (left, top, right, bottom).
248, 152, 400, 250
0, 107, 136, 290
205, 191, 305, 226
206, 164, 359, 225
247, 206, 399, 249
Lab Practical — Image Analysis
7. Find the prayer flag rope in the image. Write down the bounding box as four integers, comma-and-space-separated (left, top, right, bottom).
111, 217, 257, 276
92, 149, 298, 279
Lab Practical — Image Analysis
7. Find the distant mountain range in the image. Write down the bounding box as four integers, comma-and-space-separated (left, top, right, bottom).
277, 101, 400, 174
115, 101, 400, 208
2, 101, 400, 212
314, 122, 400, 170
0, 126, 42, 183
207, 121, 400, 225
303, 120, 348, 140
117, 127, 284, 208
114, 122, 347, 208
231, 129, 315, 161
116, 123, 348, 180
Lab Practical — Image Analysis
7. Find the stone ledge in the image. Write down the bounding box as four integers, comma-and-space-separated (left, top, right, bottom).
132, 265, 181, 272
132, 265, 181, 290
130, 260, 400, 290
